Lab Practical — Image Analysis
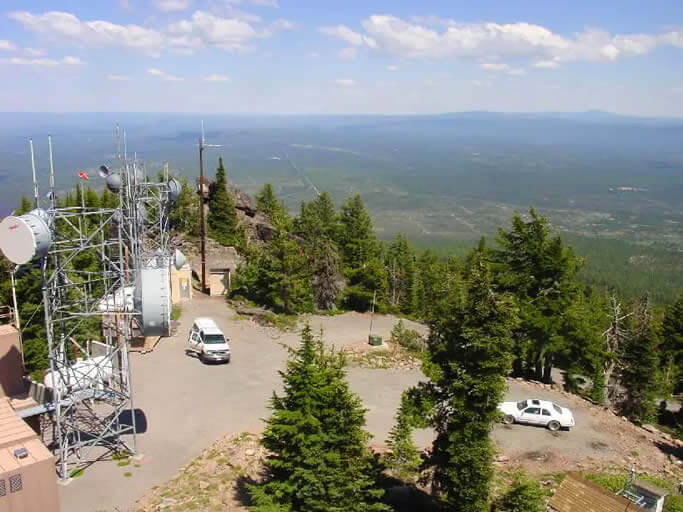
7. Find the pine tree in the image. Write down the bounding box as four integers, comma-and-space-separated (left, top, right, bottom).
337, 195, 378, 272
492, 208, 581, 382
494, 475, 547, 512
169, 177, 199, 236
660, 295, 683, 394
401, 250, 518, 511
386, 234, 416, 314
256, 183, 290, 229
250, 324, 388, 512
620, 297, 659, 423
207, 157, 239, 246
385, 395, 422, 482
16, 195, 33, 215
311, 239, 342, 310
295, 192, 337, 245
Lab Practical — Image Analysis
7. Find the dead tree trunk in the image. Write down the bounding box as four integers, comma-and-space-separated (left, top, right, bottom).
602, 296, 630, 407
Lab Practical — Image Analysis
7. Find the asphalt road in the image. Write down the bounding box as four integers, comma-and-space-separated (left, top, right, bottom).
58, 295, 643, 512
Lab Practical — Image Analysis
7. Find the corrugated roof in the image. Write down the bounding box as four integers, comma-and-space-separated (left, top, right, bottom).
633, 480, 669, 498
549, 473, 634, 512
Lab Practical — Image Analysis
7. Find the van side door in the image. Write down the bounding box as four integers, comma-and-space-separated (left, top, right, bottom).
189, 329, 201, 351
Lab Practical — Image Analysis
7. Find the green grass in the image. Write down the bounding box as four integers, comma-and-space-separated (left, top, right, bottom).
123, 472, 132, 478
263, 312, 298, 331
171, 304, 183, 321
70, 468, 85, 478
586, 472, 683, 512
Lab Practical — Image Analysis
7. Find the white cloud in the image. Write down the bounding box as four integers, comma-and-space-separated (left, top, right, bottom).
471, 79, 493, 87
387, 64, 399, 71
107, 74, 129, 81
0, 40, 15, 51
2, 55, 82, 67
334, 78, 355, 87
480, 62, 510, 71
306, 51, 320, 58
154, 0, 192, 12
338, 46, 357, 60
508, 67, 526, 75
533, 59, 560, 69
202, 73, 231, 82
355, 14, 683, 66
24, 47, 46, 57
9, 9, 290, 56
320, 25, 376, 48
9, 10, 166, 56
224, 0, 279, 6
62, 56, 82, 65
147, 67, 184, 81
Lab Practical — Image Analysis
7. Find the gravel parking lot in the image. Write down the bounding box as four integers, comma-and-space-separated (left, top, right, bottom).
59, 295, 681, 512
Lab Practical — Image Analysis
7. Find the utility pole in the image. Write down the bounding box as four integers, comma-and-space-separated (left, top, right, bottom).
198, 134, 207, 294
197, 121, 221, 294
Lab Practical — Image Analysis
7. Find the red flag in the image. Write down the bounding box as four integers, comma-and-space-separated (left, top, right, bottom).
77, 170, 89, 180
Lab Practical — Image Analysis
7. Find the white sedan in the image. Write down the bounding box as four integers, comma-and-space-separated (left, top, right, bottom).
498, 399, 575, 431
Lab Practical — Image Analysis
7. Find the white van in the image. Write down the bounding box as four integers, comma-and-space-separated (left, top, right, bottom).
187, 317, 231, 364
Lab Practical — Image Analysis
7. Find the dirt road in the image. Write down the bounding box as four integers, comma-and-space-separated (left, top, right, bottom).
59, 296, 681, 512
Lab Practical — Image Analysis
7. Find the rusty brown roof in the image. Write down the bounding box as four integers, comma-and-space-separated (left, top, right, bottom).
549, 473, 635, 512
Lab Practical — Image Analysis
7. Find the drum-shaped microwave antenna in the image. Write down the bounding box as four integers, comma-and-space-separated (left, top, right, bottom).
106, 173, 122, 193
173, 249, 185, 270
133, 263, 171, 337
98, 165, 112, 178
167, 178, 180, 205
0, 209, 52, 264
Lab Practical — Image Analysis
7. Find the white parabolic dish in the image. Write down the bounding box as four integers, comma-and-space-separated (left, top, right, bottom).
0, 212, 51, 264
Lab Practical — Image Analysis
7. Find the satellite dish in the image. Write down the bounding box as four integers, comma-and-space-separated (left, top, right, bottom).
106, 173, 122, 193
0, 211, 52, 264
167, 178, 180, 205
98, 165, 111, 178
173, 249, 185, 270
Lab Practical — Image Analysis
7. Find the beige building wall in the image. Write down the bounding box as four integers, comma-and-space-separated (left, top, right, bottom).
0, 326, 24, 399
170, 264, 193, 304
0, 400, 59, 512
209, 269, 231, 297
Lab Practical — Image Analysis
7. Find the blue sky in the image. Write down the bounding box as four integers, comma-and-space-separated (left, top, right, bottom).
1, 0, 683, 115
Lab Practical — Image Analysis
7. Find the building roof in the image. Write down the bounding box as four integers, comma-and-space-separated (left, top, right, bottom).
549, 473, 634, 512
633, 480, 669, 498
0, 398, 37, 450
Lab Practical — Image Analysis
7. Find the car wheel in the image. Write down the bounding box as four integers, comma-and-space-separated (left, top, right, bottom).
502, 414, 515, 425
547, 420, 561, 431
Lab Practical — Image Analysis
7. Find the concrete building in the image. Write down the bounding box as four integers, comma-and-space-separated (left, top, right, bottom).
170, 263, 193, 304
0, 324, 59, 512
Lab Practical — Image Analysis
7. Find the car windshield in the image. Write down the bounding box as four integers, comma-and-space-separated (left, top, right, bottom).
516, 400, 527, 410
203, 334, 225, 344
552, 403, 563, 414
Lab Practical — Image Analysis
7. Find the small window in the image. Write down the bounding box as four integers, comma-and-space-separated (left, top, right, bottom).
9, 475, 22, 493
0, 479, 6, 497
516, 400, 527, 410
525, 407, 541, 415
552, 403, 563, 414
531, 399, 540, 406
542, 409, 551, 416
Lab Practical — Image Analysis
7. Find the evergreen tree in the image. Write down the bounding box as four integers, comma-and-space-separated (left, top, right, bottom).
401, 251, 518, 511
250, 325, 388, 512
620, 297, 660, 423
385, 234, 416, 314
342, 257, 387, 312
492, 209, 581, 382
311, 239, 342, 310
337, 195, 379, 272
256, 183, 290, 229
16, 195, 33, 215
207, 157, 239, 246
384, 395, 422, 482
493, 475, 547, 512
169, 177, 199, 236
295, 192, 337, 245
660, 295, 683, 394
